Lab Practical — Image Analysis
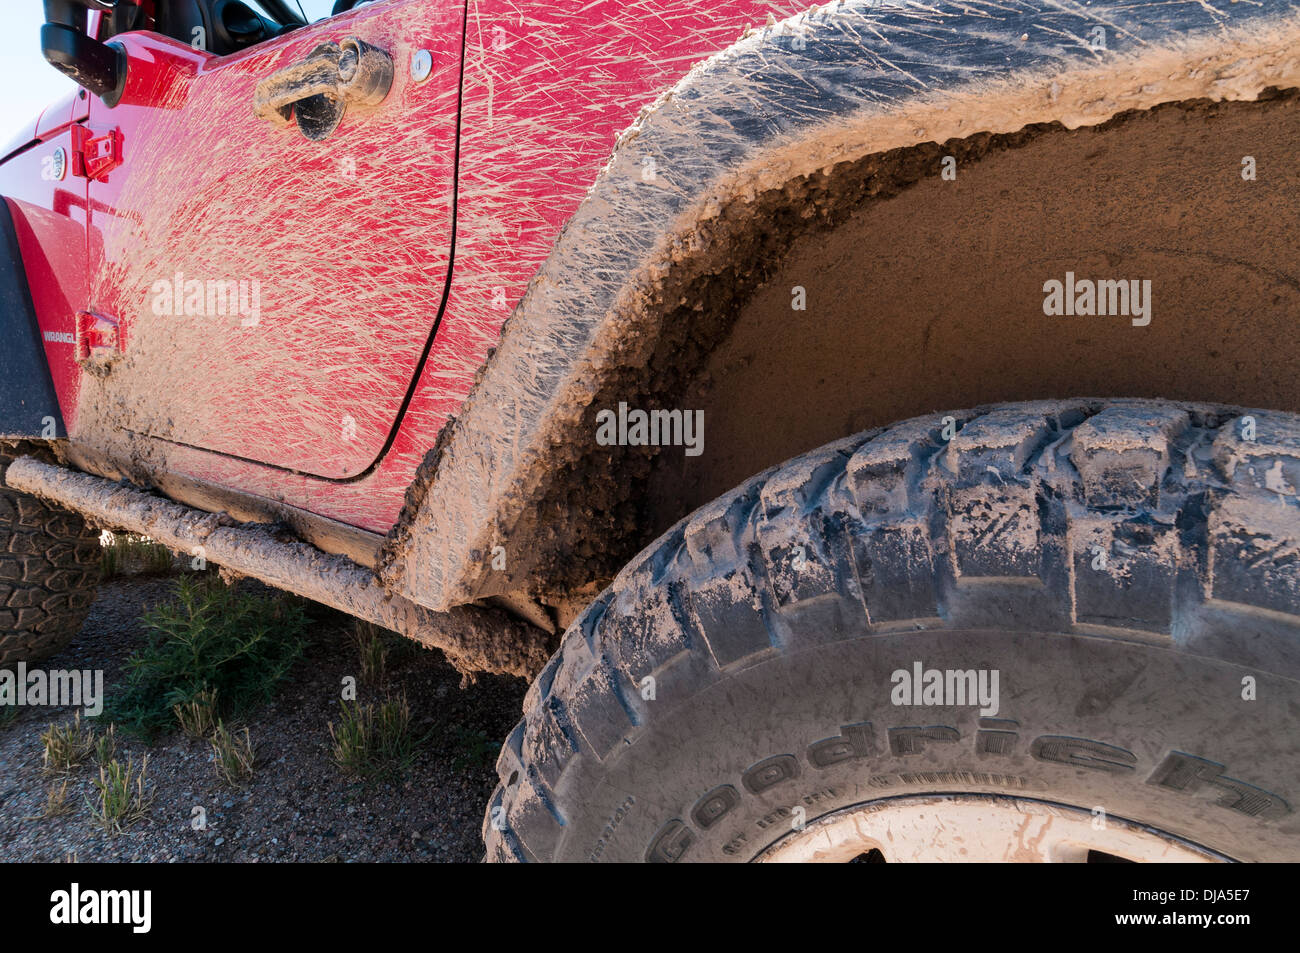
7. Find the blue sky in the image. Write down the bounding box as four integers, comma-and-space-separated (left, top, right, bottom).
0, 4, 76, 147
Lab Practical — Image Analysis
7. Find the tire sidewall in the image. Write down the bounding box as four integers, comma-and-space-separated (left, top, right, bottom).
555, 627, 1298, 862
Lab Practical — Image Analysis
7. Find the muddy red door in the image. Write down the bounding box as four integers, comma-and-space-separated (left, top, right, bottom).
81, 0, 462, 478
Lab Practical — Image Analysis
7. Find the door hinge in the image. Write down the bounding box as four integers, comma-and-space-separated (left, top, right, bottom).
71, 125, 124, 182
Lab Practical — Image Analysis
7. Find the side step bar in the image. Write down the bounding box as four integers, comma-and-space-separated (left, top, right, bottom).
4, 456, 552, 678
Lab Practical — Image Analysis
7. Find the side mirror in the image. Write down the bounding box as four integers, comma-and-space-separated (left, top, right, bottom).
41, 0, 128, 106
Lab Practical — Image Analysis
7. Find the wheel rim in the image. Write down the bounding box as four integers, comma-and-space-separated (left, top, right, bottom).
755, 794, 1230, 863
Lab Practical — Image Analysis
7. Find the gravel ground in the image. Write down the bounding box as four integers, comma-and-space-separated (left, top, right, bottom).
0, 574, 528, 862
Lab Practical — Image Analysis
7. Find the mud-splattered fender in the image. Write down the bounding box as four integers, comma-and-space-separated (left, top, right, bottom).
381, 0, 1300, 613
0, 198, 64, 441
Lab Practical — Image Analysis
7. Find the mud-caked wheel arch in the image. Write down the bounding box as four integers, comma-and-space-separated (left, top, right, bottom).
483, 399, 1300, 862
384, 0, 1300, 620
0, 445, 101, 666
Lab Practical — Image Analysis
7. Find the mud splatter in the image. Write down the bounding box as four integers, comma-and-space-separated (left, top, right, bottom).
387, 1, 1300, 612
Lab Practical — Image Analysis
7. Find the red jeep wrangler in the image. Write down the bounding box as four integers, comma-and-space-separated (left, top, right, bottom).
2, 0, 1298, 862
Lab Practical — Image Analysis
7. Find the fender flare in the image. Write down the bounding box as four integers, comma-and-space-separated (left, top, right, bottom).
383, 0, 1300, 612
0, 198, 64, 441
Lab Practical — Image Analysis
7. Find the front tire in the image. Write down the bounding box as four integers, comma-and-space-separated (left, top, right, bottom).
484, 399, 1300, 862
0, 445, 101, 665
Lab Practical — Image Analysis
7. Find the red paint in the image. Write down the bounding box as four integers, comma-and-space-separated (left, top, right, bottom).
2, 139, 88, 433
71, 125, 124, 181
3, 0, 776, 534
34, 90, 86, 141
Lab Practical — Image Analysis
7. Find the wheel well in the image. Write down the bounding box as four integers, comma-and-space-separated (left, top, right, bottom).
378, 2, 1300, 620
506, 91, 1300, 615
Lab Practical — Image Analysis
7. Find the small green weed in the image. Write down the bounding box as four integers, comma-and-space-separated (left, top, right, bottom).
107, 577, 306, 738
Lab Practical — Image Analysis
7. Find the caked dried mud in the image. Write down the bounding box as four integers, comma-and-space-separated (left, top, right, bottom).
5, 457, 551, 678
31, 0, 1300, 678
397, 91, 1300, 615
388, 4, 1300, 621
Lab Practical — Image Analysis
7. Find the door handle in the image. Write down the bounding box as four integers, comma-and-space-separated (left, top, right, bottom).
253, 36, 393, 142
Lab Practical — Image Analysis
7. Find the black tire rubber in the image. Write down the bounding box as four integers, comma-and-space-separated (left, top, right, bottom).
0, 444, 101, 665
483, 399, 1300, 862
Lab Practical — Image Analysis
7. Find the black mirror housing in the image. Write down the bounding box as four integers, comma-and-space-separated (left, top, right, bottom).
41, 3, 127, 107
42, 23, 127, 106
